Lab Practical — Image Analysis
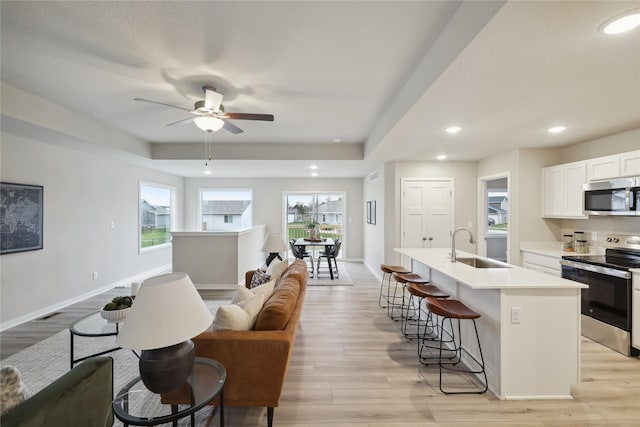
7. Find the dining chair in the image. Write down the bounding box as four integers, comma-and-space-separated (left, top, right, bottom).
317, 239, 341, 279
290, 240, 314, 277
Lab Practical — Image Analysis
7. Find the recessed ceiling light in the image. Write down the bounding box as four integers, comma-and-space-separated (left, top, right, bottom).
333, 138, 341, 143
204, 170, 212, 175
445, 126, 461, 134
311, 172, 318, 177
309, 165, 318, 170
437, 154, 447, 160
548, 125, 567, 134
601, 9, 640, 34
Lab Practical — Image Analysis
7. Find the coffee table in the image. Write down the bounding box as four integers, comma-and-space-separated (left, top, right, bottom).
112, 357, 226, 427
69, 310, 121, 369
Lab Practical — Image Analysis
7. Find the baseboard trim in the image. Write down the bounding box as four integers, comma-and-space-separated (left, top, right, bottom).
0, 264, 171, 332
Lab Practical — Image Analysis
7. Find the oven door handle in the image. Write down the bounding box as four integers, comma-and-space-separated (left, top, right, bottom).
560, 259, 631, 279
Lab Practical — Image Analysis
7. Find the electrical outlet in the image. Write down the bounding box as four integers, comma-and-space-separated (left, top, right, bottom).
511, 307, 521, 324
591, 231, 597, 241
92, 271, 98, 280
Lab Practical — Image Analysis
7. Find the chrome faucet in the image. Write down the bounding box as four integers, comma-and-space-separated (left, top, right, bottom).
451, 227, 476, 262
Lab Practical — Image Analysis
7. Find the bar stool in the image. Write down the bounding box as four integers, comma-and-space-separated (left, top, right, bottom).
402, 282, 449, 339
421, 297, 488, 395
389, 272, 429, 321
378, 264, 410, 308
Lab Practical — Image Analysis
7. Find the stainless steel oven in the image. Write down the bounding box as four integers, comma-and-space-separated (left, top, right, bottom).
560, 235, 640, 356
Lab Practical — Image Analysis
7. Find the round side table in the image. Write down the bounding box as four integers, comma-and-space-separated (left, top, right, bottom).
112, 357, 226, 427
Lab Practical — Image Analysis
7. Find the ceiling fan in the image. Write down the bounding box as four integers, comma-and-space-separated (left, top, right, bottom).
134, 86, 274, 134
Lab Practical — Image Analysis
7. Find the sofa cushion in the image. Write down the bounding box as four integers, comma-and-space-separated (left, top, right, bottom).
251, 279, 276, 300
254, 276, 300, 331
277, 260, 308, 288
213, 293, 264, 330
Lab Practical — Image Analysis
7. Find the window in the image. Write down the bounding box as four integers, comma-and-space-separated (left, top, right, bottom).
199, 189, 253, 231
139, 182, 175, 252
284, 192, 345, 259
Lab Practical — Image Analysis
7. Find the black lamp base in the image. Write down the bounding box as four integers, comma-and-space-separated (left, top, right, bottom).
265, 253, 282, 267
139, 340, 195, 394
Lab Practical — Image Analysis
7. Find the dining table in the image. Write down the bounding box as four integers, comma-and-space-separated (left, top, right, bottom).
294, 237, 335, 279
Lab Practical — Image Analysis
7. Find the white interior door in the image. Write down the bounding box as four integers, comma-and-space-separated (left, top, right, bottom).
401, 179, 453, 265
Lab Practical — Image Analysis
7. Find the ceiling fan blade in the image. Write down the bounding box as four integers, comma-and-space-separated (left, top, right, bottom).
166, 117, 195, 127
134, 98, 192, 112
222, 119, 244, 134
224, 112, 274, 121
203, 87, 223, 112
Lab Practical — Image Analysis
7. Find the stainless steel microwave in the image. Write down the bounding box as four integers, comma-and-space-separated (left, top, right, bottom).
583, 177, 640, 216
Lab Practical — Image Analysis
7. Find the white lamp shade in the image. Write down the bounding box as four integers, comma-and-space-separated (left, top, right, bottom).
117, 273, 213, 350
194, 115, 224, 132
261, 233, 287, 253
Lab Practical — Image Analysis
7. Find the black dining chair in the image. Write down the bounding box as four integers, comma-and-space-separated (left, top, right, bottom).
290, 239, 314, 277
317, 239, 341, 279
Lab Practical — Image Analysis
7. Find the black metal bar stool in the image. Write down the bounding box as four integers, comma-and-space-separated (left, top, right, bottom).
402, 282, 449, 339
421, 297, 488, 395
389, 272, 429, 321
378, 264, 410, 308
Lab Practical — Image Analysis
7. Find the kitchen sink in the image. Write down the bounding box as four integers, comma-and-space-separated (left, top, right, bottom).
455, 257, 510, 269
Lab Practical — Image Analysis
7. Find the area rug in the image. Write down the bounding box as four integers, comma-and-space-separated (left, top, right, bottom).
308, 263, 353, 286
0, 299, 229, 426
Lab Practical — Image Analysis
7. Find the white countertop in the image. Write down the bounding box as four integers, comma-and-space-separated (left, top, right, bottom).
396, 247, 587, 290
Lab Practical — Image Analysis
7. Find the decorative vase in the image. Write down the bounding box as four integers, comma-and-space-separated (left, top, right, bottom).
310, 227, 317, 239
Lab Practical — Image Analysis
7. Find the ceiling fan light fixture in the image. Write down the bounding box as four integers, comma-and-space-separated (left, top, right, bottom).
194, 116, 224, 132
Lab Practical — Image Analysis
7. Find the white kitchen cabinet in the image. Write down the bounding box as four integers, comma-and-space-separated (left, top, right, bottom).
542, 161, 586, 218
521, 251, 562, 277
620, 150, 640, 177
587, 154, 620, 181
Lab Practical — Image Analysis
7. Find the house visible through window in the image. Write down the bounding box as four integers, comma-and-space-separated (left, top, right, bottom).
139, 182, 175, 252
199, 189, 253, 231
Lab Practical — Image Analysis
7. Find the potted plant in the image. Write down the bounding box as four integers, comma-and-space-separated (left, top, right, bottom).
307, 221, 320, 239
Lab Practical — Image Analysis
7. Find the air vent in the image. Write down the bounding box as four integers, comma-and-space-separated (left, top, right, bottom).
369, 172, 378, 181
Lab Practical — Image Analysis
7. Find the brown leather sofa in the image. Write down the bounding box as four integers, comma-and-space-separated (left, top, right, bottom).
163, 259, 308, 427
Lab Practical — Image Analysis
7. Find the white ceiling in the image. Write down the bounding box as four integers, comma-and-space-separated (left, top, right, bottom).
1, 1, 639, 178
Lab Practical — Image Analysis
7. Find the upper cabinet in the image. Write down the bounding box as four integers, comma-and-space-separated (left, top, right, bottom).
542, 161, 586, 218
587, 150, 640, 181
586, 154, 620, 181
620, 150, 640, 177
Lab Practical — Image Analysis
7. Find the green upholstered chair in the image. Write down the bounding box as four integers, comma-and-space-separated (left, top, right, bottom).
1, 356, 113, 427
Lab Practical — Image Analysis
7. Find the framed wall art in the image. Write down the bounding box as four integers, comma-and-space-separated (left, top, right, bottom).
1, 182, 44, 254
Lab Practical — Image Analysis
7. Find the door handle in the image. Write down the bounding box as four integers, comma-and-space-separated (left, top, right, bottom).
422, 237, 427, 241
428, 237, 433, 241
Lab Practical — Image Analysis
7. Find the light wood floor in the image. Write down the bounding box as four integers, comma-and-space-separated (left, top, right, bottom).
2, 263, 640, 426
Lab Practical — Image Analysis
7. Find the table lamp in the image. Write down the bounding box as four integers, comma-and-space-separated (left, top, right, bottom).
116, 272, 213, 394
261, 233, 287, 266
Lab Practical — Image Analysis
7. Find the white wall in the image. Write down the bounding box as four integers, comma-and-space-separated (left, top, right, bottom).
0, 133, 183, 329
363, 165, 385, 277
183, 177, 364, 260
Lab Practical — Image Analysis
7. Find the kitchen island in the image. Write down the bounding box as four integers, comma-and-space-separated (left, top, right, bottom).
396, 247, 587, 400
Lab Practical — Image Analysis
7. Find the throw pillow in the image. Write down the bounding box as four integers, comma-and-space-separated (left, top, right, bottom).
236, 293, 265, 328
212, 293, 264, 331
212, 304, 251, 331
266, 258, 289, 282
0, 366, 29, 416
251, 279, 276, 300
231, 285, 255, 304
249, 269, 271, 288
